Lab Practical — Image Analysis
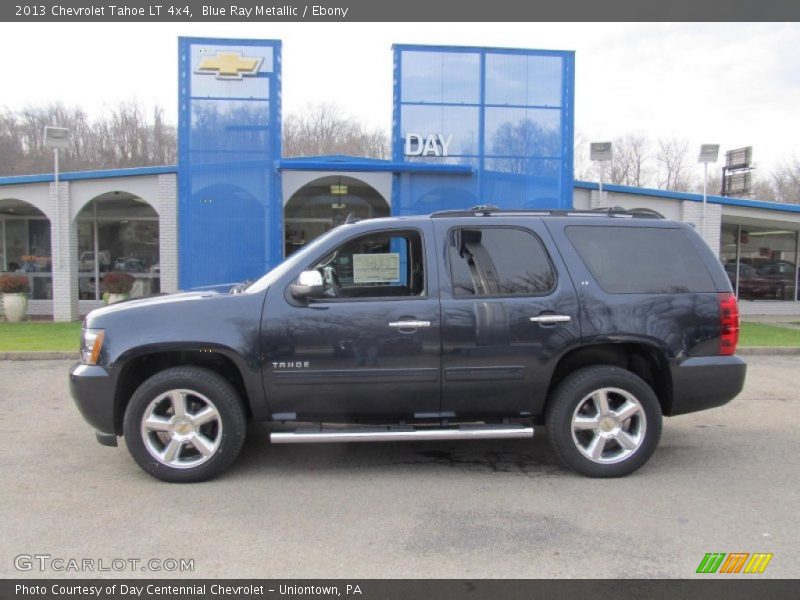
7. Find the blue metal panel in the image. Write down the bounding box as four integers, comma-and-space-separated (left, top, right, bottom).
392, 44, 575, 214
178, 37, 282, 289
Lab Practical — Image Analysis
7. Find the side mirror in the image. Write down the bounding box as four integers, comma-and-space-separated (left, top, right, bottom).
290, 270, 324, 300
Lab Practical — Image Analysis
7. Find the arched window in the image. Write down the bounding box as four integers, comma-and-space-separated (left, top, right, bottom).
0, 199, 52, 300
284, 176, 390, 256
76, 192, 160, 300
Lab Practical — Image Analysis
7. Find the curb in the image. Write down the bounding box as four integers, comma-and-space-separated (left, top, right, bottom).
0, 352, 79, 361
737, 347, 800, 356
1, 348, 799, 361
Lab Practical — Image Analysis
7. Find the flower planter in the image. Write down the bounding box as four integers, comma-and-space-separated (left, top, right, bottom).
3, 292, 28, 322
107, 293, 130, 305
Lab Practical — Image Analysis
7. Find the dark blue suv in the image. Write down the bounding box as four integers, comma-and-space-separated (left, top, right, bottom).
70, 208, 746, 482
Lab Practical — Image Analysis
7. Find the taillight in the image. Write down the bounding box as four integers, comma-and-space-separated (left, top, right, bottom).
719, 293, 739, 356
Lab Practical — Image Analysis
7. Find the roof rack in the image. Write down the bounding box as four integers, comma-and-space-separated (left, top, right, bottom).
429, 205, 664, 219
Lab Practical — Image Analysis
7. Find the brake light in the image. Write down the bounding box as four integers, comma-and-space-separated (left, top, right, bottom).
719, 293, 739, 356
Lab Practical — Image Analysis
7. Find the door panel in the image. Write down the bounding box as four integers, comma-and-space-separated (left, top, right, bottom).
261, 224, 442, 420
435, 219, 581, 417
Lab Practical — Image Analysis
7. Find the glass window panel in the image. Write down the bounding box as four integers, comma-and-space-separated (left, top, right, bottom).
309, 230, 424, 299
25, 219, 52, 300
735, 226, 798, 301
720, 224, 740, 294
401, 105, 480, 156
401, 51, 480, 104
5, 220, 26, 269
27, 220, 51, 269
566, 226, 716, 294
485, 107, 561, 158
448, 227, 555, 296
485, 54, 563, 107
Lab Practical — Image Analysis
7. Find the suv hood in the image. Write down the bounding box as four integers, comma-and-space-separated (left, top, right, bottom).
86, 290, 221, 320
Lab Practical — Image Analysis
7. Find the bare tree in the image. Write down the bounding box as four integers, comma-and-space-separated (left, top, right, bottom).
656, 137, 694, 191
607, 134, 652, 187
749, 175, 778, 202
572, 131, 592, 180
283, 103, 389, 159
772, 157, 800, 204
0, 102, 176, 176
576, 132, 653, 187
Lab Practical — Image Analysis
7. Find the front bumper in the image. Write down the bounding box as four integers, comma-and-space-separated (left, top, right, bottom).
669, 355, 747, 416
69, 363, 118, 439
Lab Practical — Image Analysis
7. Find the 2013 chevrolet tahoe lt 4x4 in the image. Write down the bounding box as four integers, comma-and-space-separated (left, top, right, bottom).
70, 208, 746, 482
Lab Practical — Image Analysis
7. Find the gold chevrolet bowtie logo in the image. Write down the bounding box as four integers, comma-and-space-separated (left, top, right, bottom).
196, 51, 263, 80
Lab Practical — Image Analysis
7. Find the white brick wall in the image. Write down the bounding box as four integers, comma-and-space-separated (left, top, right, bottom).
680, 200, 721, 254
157, 174, 179, 293
50, 181, 79, 322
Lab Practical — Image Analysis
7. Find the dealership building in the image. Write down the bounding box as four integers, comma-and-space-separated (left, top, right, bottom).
1, 38, 799, 321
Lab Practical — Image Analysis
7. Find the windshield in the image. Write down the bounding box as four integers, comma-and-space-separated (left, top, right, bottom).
244, 226, 345, 294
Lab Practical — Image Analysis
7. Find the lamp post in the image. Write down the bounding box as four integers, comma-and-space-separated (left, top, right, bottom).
590, 142, 613, 205
698, 144, 720, 241
43, 126, 70, 269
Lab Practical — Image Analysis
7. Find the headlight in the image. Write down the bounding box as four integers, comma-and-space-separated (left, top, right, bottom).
81, 329, 105, 365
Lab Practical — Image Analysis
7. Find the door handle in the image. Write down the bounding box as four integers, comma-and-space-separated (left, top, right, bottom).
529, 315, 571, 324
388, 320, 431, 328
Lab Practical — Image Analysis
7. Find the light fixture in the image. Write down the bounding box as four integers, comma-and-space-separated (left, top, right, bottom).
590, 142, 613, 199
590, 142, 613, 162
43, 126, 70, 149
699, 144, 720, 163
747, 230, 795, 236
330, 175, 348, 196
698, 144, 720, 242
43, 126, 70, 270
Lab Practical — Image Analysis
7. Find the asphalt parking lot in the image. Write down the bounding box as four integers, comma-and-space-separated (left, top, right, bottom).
1, 357, 797, 579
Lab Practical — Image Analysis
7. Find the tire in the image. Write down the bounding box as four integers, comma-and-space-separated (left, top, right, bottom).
123, 366, 247, 483
545, 365, 662, 477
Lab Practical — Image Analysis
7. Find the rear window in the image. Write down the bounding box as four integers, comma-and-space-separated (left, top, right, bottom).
565, 225, 715, 294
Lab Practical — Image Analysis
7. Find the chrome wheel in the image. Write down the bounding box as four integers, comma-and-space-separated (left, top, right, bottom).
570, 387, 646, 464
141, 389, 223, 469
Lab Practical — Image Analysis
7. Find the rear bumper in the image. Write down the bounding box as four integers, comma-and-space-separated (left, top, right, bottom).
669, 355, 747, 416
69, 363, 118, 438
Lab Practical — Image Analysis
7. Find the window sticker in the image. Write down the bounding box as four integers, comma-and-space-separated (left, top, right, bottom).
352, 253, 401, 283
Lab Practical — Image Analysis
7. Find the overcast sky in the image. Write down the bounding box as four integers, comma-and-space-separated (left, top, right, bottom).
1, 22, 798, 175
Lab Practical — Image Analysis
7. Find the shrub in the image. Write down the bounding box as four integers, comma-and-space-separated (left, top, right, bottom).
103, 271, 135, 294
0, 274, 29, 294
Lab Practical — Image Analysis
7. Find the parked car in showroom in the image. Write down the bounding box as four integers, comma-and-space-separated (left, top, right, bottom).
70, 207, 746, 482
78, 251, 111, 273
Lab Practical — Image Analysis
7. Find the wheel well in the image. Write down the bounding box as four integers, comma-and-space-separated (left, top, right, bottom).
113, 350, 251, 434
546, 343, 672, 415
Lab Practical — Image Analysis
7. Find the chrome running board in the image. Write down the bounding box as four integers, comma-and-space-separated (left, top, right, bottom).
270, 424, 533, 444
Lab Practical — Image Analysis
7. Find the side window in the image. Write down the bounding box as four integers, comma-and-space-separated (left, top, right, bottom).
310, 230, 425, 299
447, 227, 555, 297
565, 225, 716, 294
